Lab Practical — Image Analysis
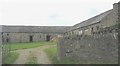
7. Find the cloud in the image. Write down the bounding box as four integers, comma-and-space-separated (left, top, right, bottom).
0, 0, 119, 26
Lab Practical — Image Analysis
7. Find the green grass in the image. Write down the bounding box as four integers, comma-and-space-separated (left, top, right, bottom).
3, 52, 19, 64
26, 51, 37, 64
45, 45, 77, 64
11, 42, 56, 51
26, 56, 37, 64
3, 41, 56, 64
25, 56, 38, 66
45, 46, 57, 63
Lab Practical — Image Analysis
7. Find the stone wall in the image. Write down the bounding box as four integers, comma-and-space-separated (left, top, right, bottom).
2, 32, 63, 43
57, 26, 118, 63
2, 33, 45, 43
117, 2, 120, 53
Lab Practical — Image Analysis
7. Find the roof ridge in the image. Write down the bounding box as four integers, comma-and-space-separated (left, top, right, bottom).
73, 9, 112, 27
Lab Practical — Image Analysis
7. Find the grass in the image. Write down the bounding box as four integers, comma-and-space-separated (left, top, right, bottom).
3, 41, 118, 64
26, 51, 37, 64
44, 46, 57, 63
10, 41, 56, 51
3, 41, 56, 64
26, 56, 37, 64
25, 55, 38, 66
3, 52, 19, 64
45, 45, 77, 64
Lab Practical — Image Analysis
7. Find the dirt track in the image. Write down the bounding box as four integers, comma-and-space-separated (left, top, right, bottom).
13, 45, 53, 64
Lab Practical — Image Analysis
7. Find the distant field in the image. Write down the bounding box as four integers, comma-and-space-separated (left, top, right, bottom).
10, 41, 56, 51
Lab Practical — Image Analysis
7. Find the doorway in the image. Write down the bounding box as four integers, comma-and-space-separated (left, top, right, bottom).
29, 36, 33, 42
46, 35, 50, 41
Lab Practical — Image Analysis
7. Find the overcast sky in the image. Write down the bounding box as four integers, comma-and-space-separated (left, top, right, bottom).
0, 0, 119, 26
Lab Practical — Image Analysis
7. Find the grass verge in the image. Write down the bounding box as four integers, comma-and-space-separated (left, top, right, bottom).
44, 45, 77, 64
11, 41, 56, 51
3, 52, 19, 64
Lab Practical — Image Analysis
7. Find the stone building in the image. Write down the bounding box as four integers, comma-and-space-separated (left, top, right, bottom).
1, 1, 119, 64
64, 2, 118, 36
1, 25, 71, 43
57, 2, 119, 63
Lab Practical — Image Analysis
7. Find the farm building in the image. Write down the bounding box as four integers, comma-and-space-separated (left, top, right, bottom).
57, 2, 119, 63
64, 3, 118, 36
1, 25, 71, 43
0, 1, 119, 64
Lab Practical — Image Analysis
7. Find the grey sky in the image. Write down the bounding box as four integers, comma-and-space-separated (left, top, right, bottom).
0, 0, 119, 26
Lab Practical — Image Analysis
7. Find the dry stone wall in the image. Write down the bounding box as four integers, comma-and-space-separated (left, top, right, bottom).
57, 27, 118, 63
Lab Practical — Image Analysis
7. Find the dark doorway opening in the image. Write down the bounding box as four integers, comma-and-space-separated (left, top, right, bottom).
29, 36, 33, 42
6, 38, 9, 43
46, 35, 50, 41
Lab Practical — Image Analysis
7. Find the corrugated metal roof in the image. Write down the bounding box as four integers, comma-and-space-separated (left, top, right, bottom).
1, 25, 71, 33
69, 9, 112, 31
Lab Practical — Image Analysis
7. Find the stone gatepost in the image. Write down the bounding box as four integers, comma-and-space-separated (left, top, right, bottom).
0, 26, 2, 66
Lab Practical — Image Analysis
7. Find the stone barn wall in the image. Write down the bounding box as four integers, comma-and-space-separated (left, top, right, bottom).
1, 26, 71, 43
2, 32, 64, 43
2, 32, 58, 43
57, 27, 118, 63
101, 4, 118, 28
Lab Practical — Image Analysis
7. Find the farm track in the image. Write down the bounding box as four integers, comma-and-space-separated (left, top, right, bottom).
13, 45, 53, 64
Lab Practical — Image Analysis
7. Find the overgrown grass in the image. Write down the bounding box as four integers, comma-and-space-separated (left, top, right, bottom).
45, 45, 77, 64
11, 41, 56, 51
3, 52, 19, 64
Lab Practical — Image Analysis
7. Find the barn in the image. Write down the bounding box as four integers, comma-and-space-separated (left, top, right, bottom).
1, 25, 71, 43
